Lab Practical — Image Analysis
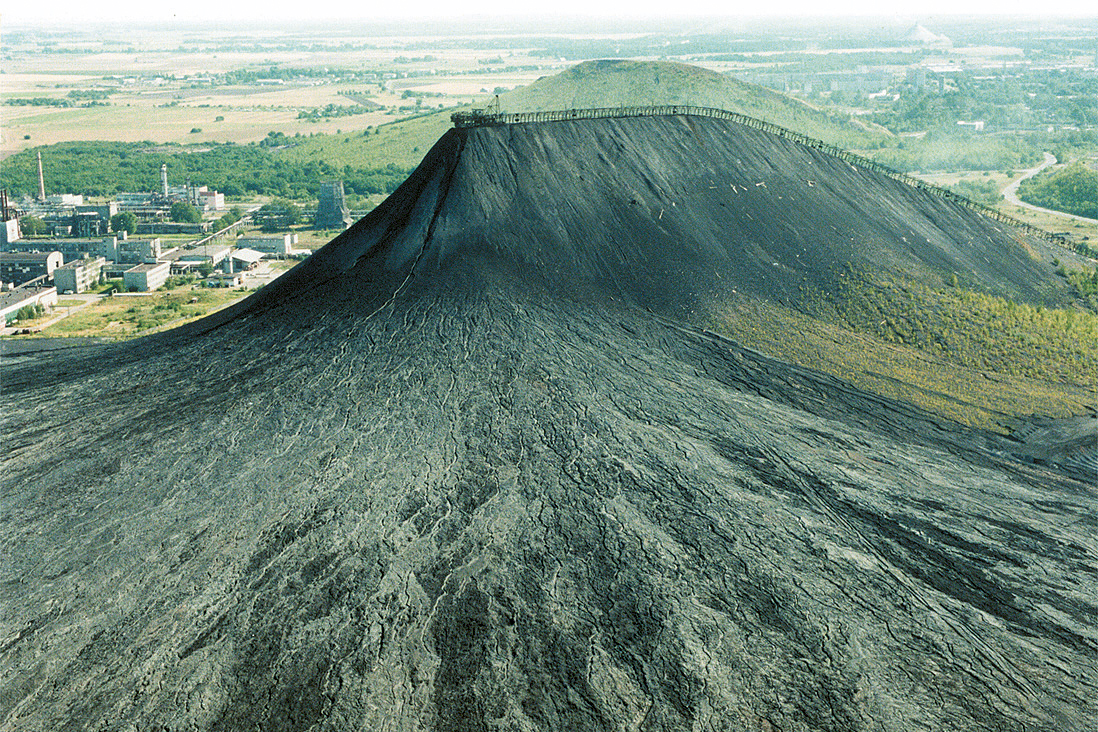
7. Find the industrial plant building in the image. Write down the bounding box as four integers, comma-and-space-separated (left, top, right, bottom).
100, 235, 163, 265
1, 218, 20, 247
0, 279, 57, 326
122, 262, 171, 292
0, 251, 64, 287
315, 181, 352, 230
10, 155, 223, 236
165, 245, 232, 274
204, 271, 245, 288
236, 233, 299, 256
1, 153, 302, 309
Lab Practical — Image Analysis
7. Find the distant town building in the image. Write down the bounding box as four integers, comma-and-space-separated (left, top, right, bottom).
821, 69, 892, 95
123, 262, 171, 292
54, 257, 106, 294
745, 68, 894, 96
957, 120, 986, 132
908, 66, 929, 92
236, 233, 299, 256
170, 245, 231, 268
0, 251, 63, 287
315, 181, 352, 230
0, 279, 57, 325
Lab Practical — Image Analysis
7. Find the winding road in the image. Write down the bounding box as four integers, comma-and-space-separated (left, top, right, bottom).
1002, 152, 1096, 223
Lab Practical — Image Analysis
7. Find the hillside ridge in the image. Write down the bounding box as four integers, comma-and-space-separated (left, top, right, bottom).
451, 104, 1069, 249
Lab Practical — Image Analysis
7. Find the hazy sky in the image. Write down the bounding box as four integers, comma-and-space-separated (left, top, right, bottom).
4, 0, 1094, 26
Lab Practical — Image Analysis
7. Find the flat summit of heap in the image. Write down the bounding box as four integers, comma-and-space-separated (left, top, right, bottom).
2, 113, 1094, 732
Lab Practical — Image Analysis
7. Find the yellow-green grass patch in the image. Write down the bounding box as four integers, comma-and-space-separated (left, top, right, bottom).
43, 287, 248, 339
711, 297, 1094, 432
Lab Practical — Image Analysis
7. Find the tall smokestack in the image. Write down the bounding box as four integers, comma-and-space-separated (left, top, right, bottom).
37, 152, 46, 202
161, 164, 169, 197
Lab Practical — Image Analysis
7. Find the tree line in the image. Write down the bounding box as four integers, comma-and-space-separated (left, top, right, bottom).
1018, 164, 1098, 220
0, 140, 412, 201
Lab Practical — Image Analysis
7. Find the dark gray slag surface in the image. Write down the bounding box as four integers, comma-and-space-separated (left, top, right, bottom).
2, 116, 1095, 731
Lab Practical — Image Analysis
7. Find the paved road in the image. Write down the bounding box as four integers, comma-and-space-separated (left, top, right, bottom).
1002, 152, 1096, 224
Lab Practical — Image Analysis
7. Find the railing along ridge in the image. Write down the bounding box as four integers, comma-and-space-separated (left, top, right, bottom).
451, 105, 1071, 249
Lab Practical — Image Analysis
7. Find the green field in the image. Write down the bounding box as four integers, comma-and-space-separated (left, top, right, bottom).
277, 111, 456, 170
1, 78, 437, 155
40, 286, 249, 339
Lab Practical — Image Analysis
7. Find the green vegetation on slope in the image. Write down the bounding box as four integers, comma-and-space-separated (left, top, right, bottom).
504, 59, 887, 150
1067, 267, 1098, 303
276, 113, 454, 171
867, 131, 1043, 173
798, 268, 1096, 385
711, 287, 1096, 432
709, 254, 1097, 432
1018, 163, 1098, 220
945, 178, 1001, 206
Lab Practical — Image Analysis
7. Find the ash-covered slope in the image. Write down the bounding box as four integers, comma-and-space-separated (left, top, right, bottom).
2, 115, 1095, 732
244, 114, 1068, 325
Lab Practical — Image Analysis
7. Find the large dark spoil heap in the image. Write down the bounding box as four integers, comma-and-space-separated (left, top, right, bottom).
2, 115, 1095, 732
238, 113, 1066, 321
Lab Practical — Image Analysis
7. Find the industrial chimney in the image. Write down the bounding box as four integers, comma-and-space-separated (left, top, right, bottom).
161, 164, 169, 197
37, 152, 46, 202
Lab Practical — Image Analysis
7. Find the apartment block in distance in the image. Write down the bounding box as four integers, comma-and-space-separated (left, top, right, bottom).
54, 257, 106, 294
